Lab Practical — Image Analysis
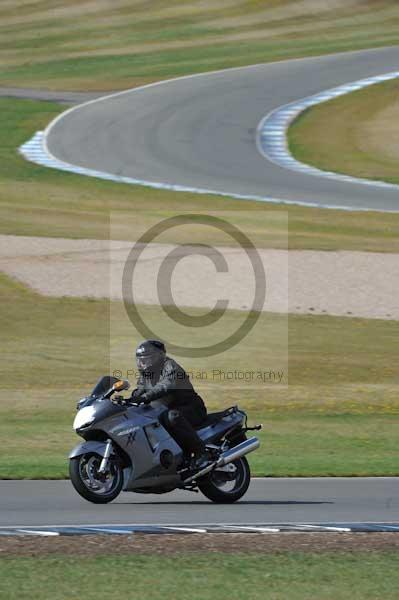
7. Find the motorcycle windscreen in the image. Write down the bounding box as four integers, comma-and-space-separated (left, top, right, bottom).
90, 375, 119, 398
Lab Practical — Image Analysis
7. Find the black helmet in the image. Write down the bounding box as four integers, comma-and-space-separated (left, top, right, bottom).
136, 339, 166, 372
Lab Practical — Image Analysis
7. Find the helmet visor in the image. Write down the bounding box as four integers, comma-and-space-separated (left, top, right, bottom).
136, 354, 154, 372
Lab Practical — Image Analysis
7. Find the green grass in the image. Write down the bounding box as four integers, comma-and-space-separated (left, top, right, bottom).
1, 271, 399, 478
1, 552, 399, 600
288, 79, 399, 185
3, 97, 399, 251
2, 1, 399, 90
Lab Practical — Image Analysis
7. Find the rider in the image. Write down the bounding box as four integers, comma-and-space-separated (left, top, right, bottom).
131, 340, 209, 466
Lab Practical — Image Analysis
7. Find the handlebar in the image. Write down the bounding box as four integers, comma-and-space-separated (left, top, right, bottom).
111, 395, 142, 408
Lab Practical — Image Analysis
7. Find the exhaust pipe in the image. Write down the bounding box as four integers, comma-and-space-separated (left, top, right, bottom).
216, 437, 260, 467
183, 437, 260, 483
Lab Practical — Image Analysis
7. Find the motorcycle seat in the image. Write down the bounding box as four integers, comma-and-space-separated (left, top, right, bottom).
195, 411, 226, 430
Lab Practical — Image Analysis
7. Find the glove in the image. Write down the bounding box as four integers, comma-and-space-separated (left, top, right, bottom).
140, 393, 151, 405
130, 388, 145, 402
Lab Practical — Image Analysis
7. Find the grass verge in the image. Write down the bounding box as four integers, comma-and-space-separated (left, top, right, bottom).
3, 97, 399, 251
288, 79, 399, 185
1, 271, 399, 478
1, 551, 399, 600
1, 1, 399, 91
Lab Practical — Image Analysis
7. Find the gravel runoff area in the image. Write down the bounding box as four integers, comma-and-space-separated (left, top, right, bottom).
0, 87, 104, 104
1, 235, 398, 319
1, 533, 399, 557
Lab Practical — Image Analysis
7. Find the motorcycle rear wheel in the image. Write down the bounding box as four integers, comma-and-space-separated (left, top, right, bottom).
69, 452, 124, 504
198, 456, 251, 503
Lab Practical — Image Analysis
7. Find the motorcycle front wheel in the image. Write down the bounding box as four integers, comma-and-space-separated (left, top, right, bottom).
69, 452, 124, 504
198, 456, 251, 503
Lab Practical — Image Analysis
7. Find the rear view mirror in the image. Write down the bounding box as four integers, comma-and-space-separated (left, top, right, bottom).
113, 380, 130, 392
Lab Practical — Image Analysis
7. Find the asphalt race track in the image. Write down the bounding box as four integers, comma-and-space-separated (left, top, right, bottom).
46, 46, 399, 211
1, 478, 399, 532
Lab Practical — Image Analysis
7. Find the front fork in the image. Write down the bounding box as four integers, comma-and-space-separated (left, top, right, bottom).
98, 439, 113, 473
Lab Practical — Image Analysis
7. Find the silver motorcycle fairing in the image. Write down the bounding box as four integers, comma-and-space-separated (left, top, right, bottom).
72, 402, 185, 490
118, 405, 186, 490
69, 440, 108, 459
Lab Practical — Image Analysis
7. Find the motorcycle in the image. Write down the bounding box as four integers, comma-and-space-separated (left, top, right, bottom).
69, 375, 261, 504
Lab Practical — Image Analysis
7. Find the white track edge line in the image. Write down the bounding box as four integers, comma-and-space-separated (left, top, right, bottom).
17, 529, 60, 536
296, 524, 351, 532
222, 525, 281, 533
2, 518, 398, 530
161, 526, 208, 533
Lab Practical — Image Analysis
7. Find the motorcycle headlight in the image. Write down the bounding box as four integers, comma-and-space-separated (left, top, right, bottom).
73, 406, 96, 430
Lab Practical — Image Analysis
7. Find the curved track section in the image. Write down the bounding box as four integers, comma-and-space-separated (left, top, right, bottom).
1, 478, 398, 529
258, 70, 399, 192
30, 46, 399, 212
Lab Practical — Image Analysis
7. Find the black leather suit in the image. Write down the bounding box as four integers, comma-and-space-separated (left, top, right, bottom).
135, 357, 207, 455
